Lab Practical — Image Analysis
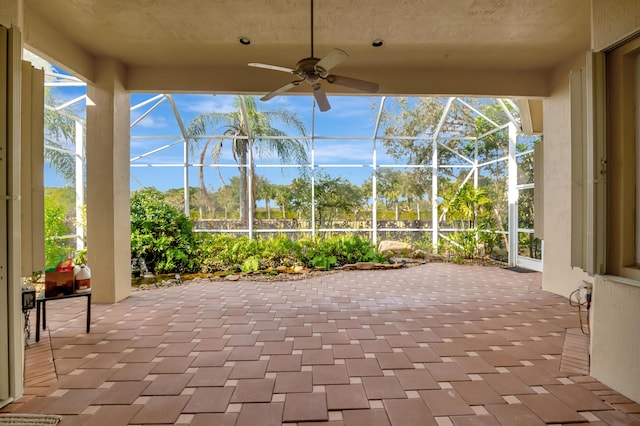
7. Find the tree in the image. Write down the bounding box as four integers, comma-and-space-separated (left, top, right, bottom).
380, 97, 476, 169
44, 88, 81, 185
255, 176, 276, 219
376, 169, 401, 219
314, 174, 364, 228
273, 184, 292, 219
375, 169, 426, 220
208, 177, 242, 219
28, 52, 80, 185
187, 96, 308, 222
381, 97, 521, 244
461, 103, 514, 248
440, 183, 491, 229
164, 187, 199, 217
284, 172, 365, 230
288, 177, 312, 219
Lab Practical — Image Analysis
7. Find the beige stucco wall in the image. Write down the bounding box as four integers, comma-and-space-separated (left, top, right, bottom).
541, 53, 591, 299
592, 0, 640, 52
0, 0, 22, 28
588, 0, 640, 404
591, 276, 640, 402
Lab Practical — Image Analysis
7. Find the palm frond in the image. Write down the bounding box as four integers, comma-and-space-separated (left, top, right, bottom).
185, 95, 309, 220
44, 138, 76, 184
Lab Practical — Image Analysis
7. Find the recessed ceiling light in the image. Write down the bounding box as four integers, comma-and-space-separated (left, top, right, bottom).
372, 39, 384, 47
239, 37, 251, 45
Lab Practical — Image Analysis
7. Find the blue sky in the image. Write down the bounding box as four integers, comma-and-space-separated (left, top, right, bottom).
45, 79, 416, 191
128, 93, 390, 191
45, 68, 522, 193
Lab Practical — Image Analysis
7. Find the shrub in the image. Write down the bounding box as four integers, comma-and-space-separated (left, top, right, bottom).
241, 255, 261, 272
260, 235, 302, 268
299, 235, 387, 267
478, 229, 500, 257
44, 195, 75, 270
439, 231, 477, 263
195, 234, 388, 273
130, 188, 198, 273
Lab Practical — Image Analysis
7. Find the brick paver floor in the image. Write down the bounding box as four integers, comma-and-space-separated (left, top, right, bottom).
3, 263, 640, 425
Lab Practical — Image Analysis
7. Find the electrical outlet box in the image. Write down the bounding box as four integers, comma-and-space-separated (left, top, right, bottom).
579, 281, 593, 291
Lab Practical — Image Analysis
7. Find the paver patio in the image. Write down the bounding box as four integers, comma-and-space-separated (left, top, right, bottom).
3, 263, 640, 425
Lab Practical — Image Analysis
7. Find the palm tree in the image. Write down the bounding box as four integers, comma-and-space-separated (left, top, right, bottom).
441, 183, 491, 229
24, 51, 78, 185
256, 177, 276, 219
274, 185, 290, 219
187, 96, 307, 222
44, 89, 79, 184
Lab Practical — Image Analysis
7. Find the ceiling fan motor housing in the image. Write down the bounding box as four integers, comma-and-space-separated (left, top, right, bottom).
295, 57, 324, 82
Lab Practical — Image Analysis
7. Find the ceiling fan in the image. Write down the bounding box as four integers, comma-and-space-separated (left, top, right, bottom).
248, 0, 379, 112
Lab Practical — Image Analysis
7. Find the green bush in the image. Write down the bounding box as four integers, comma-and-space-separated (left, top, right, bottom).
44, 195, 74, 270
340, 235, 385, 264
439, 231, 477, 263
129, 194, 391, 274
414, 234, 433, 253
478, 229, 500, 257
195, 234, 388, 273
130, 188, 198, 273
260, 235, 302, 268
241, 255, 261, 272
310, 254, 336, 270
299, 235, 387, 267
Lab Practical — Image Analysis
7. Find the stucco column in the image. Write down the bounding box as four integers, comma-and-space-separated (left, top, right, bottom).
86, 57, 130, 303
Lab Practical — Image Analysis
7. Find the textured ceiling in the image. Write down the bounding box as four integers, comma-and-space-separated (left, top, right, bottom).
23, 0, 590, 95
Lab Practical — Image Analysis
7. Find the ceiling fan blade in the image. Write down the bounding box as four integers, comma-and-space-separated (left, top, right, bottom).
261, 80, 302, 101
315, 48, 349, 74
326, 74, 379, 93
312, 83, 331, 112
249, 62, 296, 73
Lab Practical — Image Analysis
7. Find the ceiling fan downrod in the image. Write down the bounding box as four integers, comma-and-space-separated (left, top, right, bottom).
310, 0, 314, 58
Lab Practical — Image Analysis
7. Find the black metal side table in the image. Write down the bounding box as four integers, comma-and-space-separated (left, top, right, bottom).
35, 291, 91, 342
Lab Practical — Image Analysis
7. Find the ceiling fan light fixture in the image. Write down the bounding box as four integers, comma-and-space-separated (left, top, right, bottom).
372, 39, 384, 47
238, 37, 251, 45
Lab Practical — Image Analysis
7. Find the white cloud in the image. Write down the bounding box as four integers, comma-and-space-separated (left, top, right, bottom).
133, 115, 169, 129
178, 95, 237, 114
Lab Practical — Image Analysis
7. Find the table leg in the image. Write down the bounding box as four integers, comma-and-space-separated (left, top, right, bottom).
35, 301, 41, 342
42, 300, 47, 330
86, 293, 91, 333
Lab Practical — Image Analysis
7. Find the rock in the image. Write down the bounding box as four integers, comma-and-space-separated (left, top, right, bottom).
137, 273, 156, 285
383, 263, 403, 269
355, 262, 375, 270
378, 240, 413, 254
225, 274, 240, 281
